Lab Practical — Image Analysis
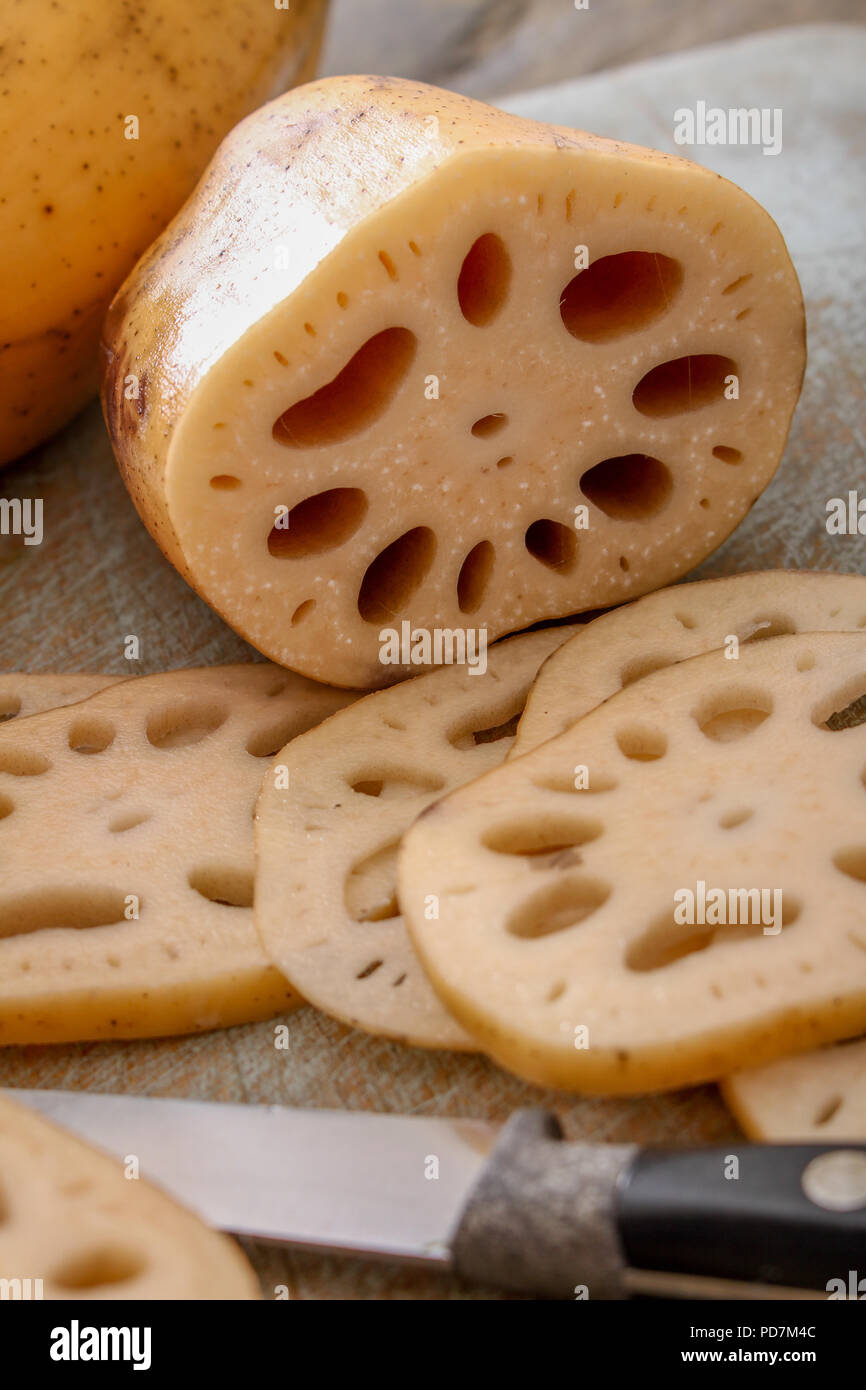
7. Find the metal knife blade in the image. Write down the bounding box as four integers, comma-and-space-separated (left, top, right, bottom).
8, 1090, 866, 1299
5, 1088, 495, 1266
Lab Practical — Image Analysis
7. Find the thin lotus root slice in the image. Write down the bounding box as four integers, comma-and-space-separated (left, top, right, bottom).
0, 1093, 258, 1298
513, 570, 866, 755
0, 672, 126, 724
510, 570, 866, 1122
398, 633, 866, 1094
0, 665, 355, 1044
103, 74, 805, 689
255, 626, 578, 1049
723, 1039, 866, 1141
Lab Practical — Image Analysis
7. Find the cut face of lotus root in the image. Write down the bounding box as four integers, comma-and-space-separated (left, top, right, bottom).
723, 1039, 866, 1142
513, 570, 866, 756
0, 672, 125, 724
0, 665, 355, 1044
103, 75, 805, 688
398, 633, 866, 1093
255, 626, 576, 1049
0, 1094, 259, 1298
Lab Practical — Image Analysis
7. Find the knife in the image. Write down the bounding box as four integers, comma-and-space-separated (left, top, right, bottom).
7, 1090, 866, 1300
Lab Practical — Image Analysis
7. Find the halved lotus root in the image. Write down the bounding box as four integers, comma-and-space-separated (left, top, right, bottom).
0, 1093, 258, 1298
513, 570, 866, 755
0, 672, 125, 724
255, 626, 576, 1048
103, 75, 805, 688
0, 665, 355, 1043
723, 1039, 866, 1141
398, 633, 866, 1093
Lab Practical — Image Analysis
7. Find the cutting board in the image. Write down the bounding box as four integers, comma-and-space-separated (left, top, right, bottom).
0, 25, 863, 1300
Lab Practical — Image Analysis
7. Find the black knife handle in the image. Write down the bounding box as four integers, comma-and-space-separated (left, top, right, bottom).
618, 1142, 866, 1296
451, 1110, 866, 1299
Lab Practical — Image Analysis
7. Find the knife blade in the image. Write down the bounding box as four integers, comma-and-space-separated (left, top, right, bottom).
7, 1089, 866, 1299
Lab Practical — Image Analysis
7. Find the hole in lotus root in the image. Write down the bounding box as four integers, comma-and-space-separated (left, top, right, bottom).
345, 841, 400, 923
146, 703, 227, 750
267, 488, 368, 559
449, 710, 521, 751
632, 355, 737, 417
579, 454, 672, 520
482, 815, 603, 858
560, 252, 682, 342
0, 888, 129, 939
616, 726, 667, 761
291, 600, 316, 626
627, 897, 800, 972
713, 445, 742, 464
52, 1245, 144, 1291
0, 694, 22, 723
457, 233, 512, 326
532, 771, 618, 795
719, 807, 754, 830
109, 810, 151, 834
524, 519, 577, 573
357, 527, 436, 624
0, 792, 12, 820
693, 687, 773, 742
68, 717, 115, 755
471, 413, 508, 439
210, 474, 242, 490
0, 748, 50, 776
246, 717, 310, 759
457, 540, 495, 613
833, 847, 866, 885
351, 771, 444, 800
620, 653, 674, 688
740, 614, 795, 643
507, 877, 610, 939
273, 327, 417, 447
188, 866, 254, 908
